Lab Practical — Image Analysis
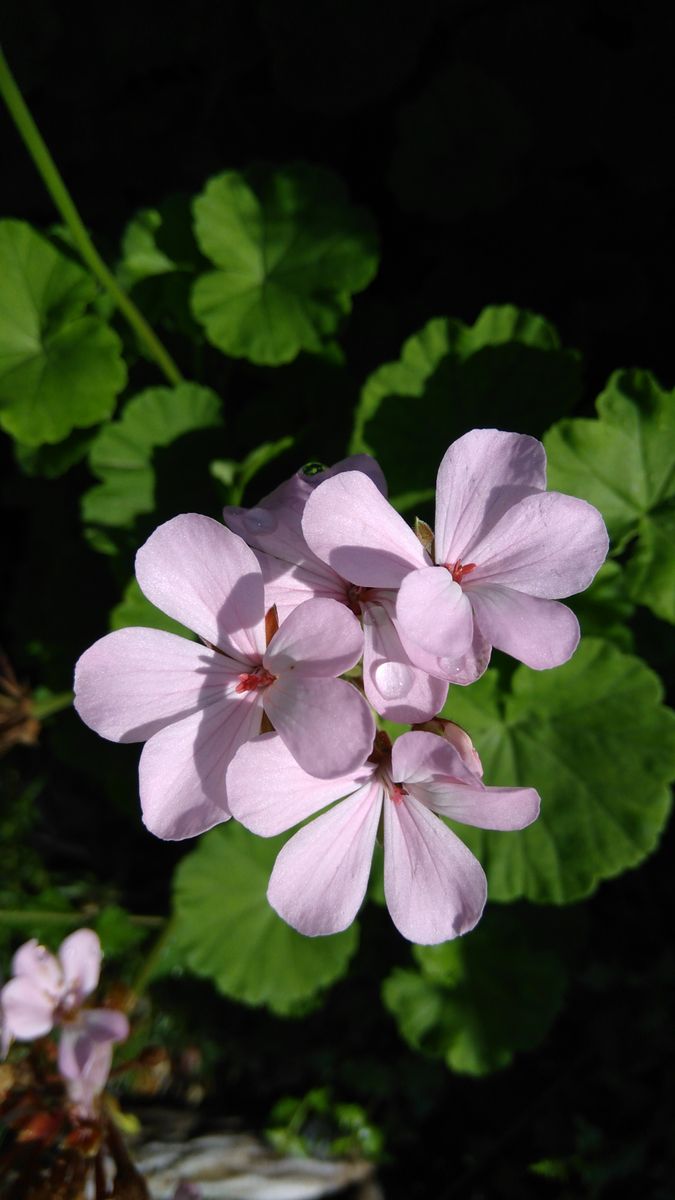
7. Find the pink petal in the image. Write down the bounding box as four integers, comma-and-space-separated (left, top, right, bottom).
227, 733, 372, 835
391, 730, 479, 789
264, 598, 363, 678
267, 782, 383, 935
362, 603, 448, 722
413, 719, 484, 776
139, 693, 263, 839
435, 429, 547, 564
259, 551, 346, 622
383, 793, 487, 944
396, 566, 474, 660
467, 585, 580, 669
12, 940, 63, 997
74, 628, 238, 744
395, 617, 492, 686
303, 472, 427, 588
466, 491, 609, 597
415, 782, 540, 830
264, 676, 375, 780
224, 454, 386, 564
59, 930, 101, 1003
0, 977, 55, 1041
135, 514, 266, 661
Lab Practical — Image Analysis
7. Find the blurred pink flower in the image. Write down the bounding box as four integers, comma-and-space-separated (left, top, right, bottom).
75, 515, 374, 839
227, 730, 540, 944
302, 429, 609, 678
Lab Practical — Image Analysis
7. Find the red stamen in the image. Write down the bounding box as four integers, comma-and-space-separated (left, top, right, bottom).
235, 669, 276, 694
445, 560, 477, 584
390, 783, 408, 805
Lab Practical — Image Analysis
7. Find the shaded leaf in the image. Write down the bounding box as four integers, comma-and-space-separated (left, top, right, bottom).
545, 369, 675, 622
191, 165, 379, 365
81, 383, 222, 529
172, 823, 359, 1015
352, 306, 581, 508
210, 435, 295, 505
0, 220, 126, 445
382, 906, 570, 1074
442, 639, 675, 903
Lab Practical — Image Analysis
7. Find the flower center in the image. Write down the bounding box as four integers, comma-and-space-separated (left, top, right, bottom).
346, 584, 375, 616
444, 560, 477, 584
235, 668, 276, 694
389, 783, 408, 805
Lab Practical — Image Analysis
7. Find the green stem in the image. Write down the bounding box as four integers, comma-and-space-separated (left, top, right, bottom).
31, 690, 73, 720
0, 44, 183, 387
0, 908, 165, 928
130, 916, 176, 999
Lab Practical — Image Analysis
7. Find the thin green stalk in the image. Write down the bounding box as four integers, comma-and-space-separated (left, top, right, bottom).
0, 44, 183, 387
130, 916, 176, 1000
31, 690, 73, 720
0, 909, 165, 928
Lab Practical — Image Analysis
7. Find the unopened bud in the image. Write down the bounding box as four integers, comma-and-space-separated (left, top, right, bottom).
413, 718, 483, 777
414, 518, 434, 557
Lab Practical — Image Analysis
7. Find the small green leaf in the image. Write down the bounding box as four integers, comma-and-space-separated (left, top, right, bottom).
191, 165, 379, 365
443, 640, 675, 903
172, 823, 359, 1015
109, 578, 194, 639
0, 220, 126, 445
210, 435, 294, 505
545, 370, 675, 622
382, 906, 570, 1075
81, 382, 222, 530
95, 904, 147, 957
352, 306, 581, 508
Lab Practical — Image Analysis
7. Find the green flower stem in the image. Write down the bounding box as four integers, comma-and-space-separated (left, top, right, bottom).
130, 916, 176, 1000
31, 690, 73, 720
0, 909, 164, 928
0, 44, 183, 388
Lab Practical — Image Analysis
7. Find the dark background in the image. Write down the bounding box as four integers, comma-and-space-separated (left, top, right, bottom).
1, 2, 674, 1196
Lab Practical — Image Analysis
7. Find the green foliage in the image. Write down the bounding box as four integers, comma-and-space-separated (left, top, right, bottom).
351, 306, 581, 508
94, 904, 148, 958
117, 197, 204, 339
382, 906, 571, 1075
81, 383, 222, 531
545, 369, 675, 622
444, 639, 675, 903
266, 1087, 384, 1160
210, 434, 295, 505
191, 165, 379, 365
172, 822, 359, 1015
0, 220, 126, 445
569, 561, 636, 651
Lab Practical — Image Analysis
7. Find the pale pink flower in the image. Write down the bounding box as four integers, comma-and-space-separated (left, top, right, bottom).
227, 730, 539, 944
0, 930, 128, 1118
74, 515, 374, 839
224, 457, 450, 723
302, 429, 609, 677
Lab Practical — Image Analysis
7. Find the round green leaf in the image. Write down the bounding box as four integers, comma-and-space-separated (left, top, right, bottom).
545, 369, 675, 622
443, 639, 675, 903
191, 165, 379, 365
382, 906, 570, 1075
0, 220, 126, 445
172, 823, 359, 1015
351, 305, 581, 508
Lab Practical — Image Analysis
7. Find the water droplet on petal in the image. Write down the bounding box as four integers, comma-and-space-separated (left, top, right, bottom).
374, 660, 414, 700
243, 506, 277, 533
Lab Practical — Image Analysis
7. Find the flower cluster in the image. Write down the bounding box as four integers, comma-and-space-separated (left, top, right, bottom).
0, 929, 128, 1119
74, 430, 608, 943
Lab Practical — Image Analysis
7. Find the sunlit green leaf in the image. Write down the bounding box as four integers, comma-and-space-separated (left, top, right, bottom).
81, 382, 222, 529
545, 369, 675, 622
210, 435, 294, 505
172, 822, 359, 1015
0, 220, 126, 445
442, 639, 675, 903
109, 578, 194, 639
382, 906, 570, 1074
191, 165, 379, 365
352, 306, 581, 508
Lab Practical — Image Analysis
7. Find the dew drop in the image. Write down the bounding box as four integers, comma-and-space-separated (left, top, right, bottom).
374, 660, 415, 700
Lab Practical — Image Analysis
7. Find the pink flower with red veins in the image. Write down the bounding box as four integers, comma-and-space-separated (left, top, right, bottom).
224, 456, 450, 723
1, 930, 128, 1118
302, 429, 609, 677
74, 514, 374, 840
227, 730, 540, 944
